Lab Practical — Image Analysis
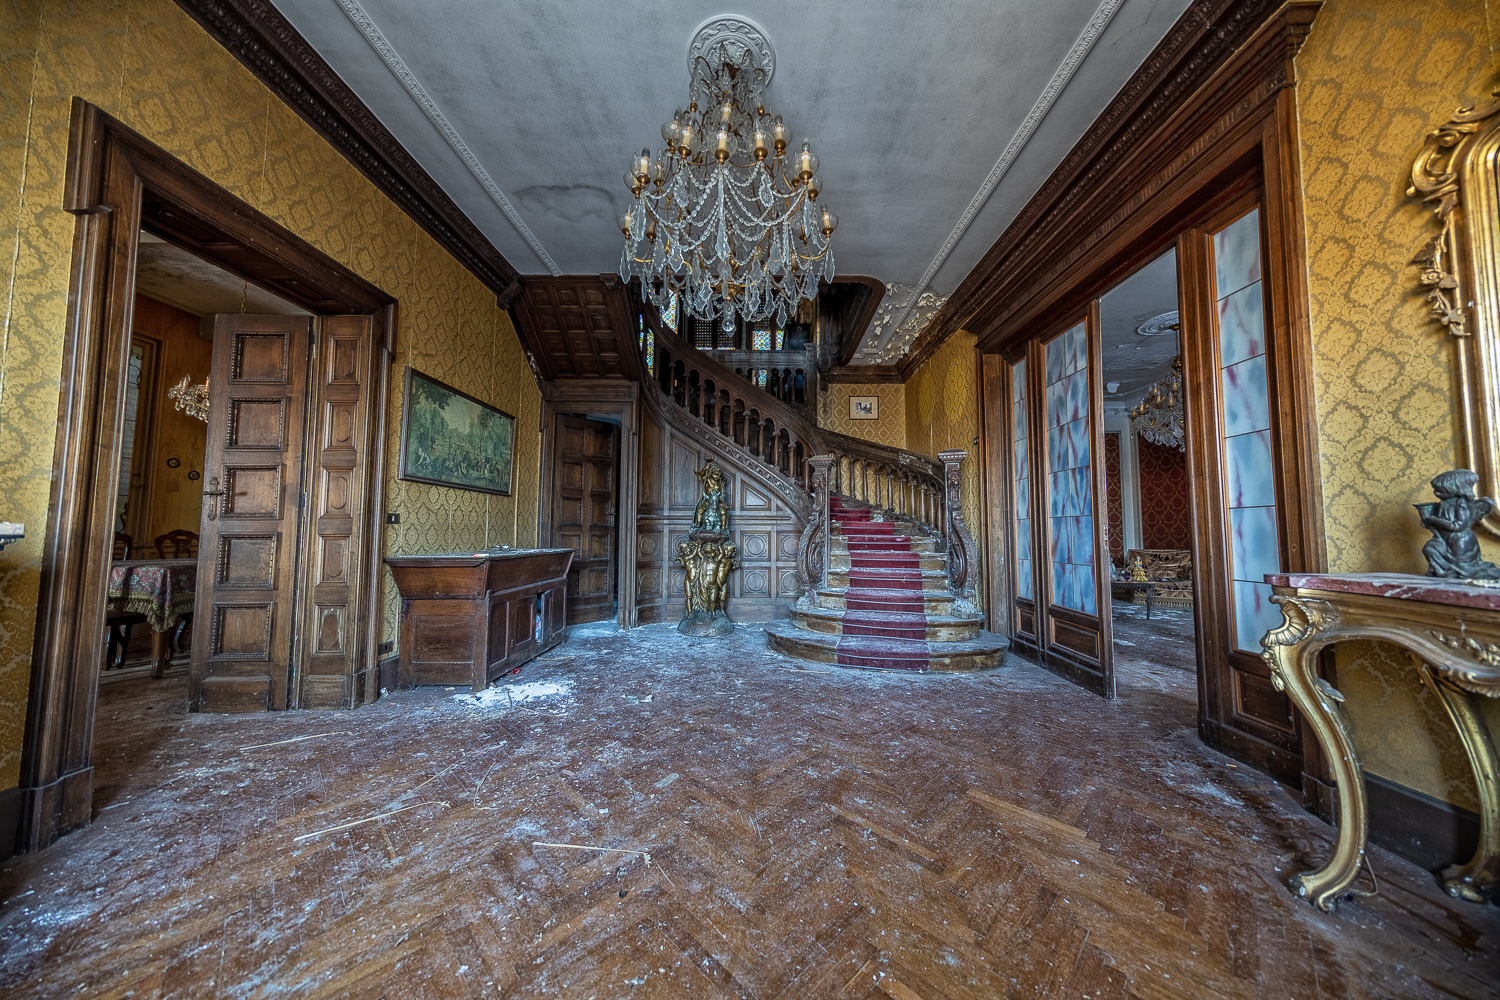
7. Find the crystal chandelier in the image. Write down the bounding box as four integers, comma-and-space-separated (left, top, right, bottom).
618, 31, 837, 334
1130, 356, 1185, 450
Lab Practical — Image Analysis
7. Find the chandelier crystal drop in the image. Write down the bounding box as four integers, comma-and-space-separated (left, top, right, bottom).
618, 40, 836, 333
1130, 356, 1185, 451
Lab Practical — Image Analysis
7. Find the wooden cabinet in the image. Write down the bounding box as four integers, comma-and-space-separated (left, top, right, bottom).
385, 548, 573, 690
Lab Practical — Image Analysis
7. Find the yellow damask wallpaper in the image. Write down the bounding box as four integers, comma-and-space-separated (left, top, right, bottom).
0, 0, 540, 789
905, 331, 982, 576
1297, 0, 1498, 809
818, 382, 906, 449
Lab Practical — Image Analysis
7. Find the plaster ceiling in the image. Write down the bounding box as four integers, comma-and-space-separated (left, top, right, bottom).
136, 233, 311, 323
1099, 247, 1179, 415
268, 0, 1191, 357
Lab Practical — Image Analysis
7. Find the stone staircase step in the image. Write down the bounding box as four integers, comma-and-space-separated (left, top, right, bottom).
764, 622, 1009, 673
789, 604, 982, 641
815, 587, 956, 614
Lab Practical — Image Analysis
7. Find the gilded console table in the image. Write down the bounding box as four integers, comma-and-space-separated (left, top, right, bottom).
1262, 572, 1500, 911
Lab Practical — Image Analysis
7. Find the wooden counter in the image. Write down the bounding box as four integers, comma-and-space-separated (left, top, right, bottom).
385, 548, 574, 690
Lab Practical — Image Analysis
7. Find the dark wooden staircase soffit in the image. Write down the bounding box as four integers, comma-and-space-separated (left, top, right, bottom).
510, 274, 644, 382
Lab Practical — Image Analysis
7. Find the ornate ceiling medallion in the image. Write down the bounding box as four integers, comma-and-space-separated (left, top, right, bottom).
1135, 310, 1180, 337
619, 17, 837, 334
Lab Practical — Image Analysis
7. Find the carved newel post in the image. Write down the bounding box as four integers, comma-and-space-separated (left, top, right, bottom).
799, 455, 834, 602
677, 460, 739, 637
939, 450, 979, 607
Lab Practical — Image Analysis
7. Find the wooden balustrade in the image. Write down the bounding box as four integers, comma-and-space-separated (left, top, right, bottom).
633, 299, 968, 600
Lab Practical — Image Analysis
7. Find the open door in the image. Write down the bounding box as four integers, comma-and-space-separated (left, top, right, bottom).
191, 314, 312, 712
1031, 311, 1115, 696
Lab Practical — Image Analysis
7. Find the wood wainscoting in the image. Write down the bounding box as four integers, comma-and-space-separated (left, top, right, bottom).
635, 399, 806, 626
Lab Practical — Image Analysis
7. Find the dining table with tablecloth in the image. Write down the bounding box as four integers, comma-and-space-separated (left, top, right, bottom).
107, 558, 196, 676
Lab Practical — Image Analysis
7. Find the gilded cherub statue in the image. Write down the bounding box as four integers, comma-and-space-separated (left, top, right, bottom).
1416, 468, 1500, 580
691, 461, 729, 535
677, 461, 738, 636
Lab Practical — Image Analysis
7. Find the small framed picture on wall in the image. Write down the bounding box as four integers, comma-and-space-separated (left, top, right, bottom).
848, 396, 879, 420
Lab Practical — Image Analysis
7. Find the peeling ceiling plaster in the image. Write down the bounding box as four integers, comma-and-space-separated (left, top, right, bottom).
269, 0, 1192, 358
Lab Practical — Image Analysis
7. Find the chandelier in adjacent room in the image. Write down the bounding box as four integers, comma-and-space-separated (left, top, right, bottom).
1130, 356, 1185, 450
618, 17, 837, 334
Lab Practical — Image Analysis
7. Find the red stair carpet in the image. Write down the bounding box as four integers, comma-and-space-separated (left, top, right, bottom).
829, 497, 932, 671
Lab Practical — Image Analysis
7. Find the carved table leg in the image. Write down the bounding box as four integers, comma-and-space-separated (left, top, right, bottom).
1418, 663, 1500, 902
1264, 595, 1366, 911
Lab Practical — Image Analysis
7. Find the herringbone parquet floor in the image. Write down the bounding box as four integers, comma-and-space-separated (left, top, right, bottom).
0, 621, 1494, 999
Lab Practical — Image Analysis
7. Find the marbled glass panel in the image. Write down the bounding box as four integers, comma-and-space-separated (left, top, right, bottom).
1064, 370, 1089, 423
1225, 430, 1275, 508
1213, 209, 1280, 653
1012, 360, 1031, 603
1230, 506, 1280, 584
1233, 580, 1281, 653
1213, 209, 1262, 300
1045, 336, 1065, 385
1043, 322, 1096, 615
1217, 282, 1266, 368
1222, 356, 1271, 438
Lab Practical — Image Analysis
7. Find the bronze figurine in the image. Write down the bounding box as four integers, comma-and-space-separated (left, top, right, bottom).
1416, 468, 1500, 580
677, 461, 739, 636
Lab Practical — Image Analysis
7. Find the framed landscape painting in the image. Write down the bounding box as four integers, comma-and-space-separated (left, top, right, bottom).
848, 395, 879, 420
398, 367, 516, 495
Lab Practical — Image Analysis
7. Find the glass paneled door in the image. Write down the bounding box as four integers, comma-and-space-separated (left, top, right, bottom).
1033, 314, 1114, 696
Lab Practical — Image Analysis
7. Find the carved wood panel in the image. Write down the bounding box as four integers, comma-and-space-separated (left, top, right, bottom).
192, 315, 311, 712
296, 315, 374, 709
514, 276, 642, 381
635, 404, 805, 624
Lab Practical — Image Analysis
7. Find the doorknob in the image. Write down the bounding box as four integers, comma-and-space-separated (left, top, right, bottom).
202, 476, 226, 521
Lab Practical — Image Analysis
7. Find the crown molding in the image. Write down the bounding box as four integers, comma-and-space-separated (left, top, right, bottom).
898, 0, 1311, 377
173, 0, 526, 308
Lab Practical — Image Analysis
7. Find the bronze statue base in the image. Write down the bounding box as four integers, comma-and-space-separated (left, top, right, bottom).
677, 608, 735, 637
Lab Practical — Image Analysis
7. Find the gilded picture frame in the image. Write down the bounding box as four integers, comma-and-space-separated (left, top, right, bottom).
1410, 91, 1500, 535
398, 367, 516, 496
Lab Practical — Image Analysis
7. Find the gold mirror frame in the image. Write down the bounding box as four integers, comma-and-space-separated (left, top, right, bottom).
1410, 90, 1500, 535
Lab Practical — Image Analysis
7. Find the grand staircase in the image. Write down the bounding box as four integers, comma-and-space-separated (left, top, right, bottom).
765, 497, 1010, 671
632, 294, 1009, 671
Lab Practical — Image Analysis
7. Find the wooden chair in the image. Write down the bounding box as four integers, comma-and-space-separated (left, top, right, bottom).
106, 532, 147, 669
154, 529, 198, 559
155, 529, 199, 659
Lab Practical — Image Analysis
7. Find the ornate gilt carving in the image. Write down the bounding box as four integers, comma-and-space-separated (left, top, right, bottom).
1409, 93, 1500, 338
1408, 90, 1500, 536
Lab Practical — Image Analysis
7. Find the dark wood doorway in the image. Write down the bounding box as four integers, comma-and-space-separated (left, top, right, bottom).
19, 100, 396, 853
553, 415, 619, 624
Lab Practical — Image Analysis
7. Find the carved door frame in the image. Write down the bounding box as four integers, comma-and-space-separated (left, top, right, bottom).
18, 99, 397, 853
972, 8, 1327, 789
537, 381, 640, 630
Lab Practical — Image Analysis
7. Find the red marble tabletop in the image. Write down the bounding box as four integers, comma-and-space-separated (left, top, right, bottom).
1264, 572, 1500, 611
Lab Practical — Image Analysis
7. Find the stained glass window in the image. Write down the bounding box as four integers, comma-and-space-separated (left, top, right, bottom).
752, 323, 773, 351
662, 290, 679, 332
1213, 208, 1281, 653
756, 369, 767, 388
1012, 359, 1032, 601
1044, 322, 1095, 614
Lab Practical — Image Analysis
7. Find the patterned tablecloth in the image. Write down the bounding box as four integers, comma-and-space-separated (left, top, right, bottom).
108, 559, 197, 632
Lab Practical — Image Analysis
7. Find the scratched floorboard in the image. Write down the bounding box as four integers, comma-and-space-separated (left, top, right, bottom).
0, 619, 1495, 999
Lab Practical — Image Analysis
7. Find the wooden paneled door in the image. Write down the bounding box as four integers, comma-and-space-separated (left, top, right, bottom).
553, 415, 618, 624
1018, 312, 1115, 697
191, 315, 312, 712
